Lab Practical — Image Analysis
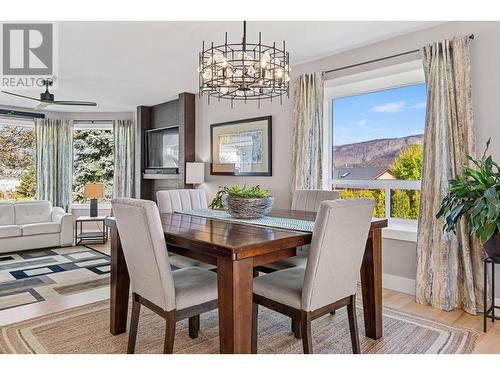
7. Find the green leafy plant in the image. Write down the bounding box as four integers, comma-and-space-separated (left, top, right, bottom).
210, 184, 268, 209
436, 139, 500, 243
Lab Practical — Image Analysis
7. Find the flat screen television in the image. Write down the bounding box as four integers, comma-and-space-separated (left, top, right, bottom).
146, 126, 179, 170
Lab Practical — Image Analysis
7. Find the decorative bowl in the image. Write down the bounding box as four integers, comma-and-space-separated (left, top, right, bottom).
222, 194, 274, 219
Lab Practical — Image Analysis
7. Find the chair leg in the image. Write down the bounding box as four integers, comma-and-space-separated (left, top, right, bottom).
127, 294, 141, 354
163, 311, 176, 354
330, 310, 336, 316
252, 302, 258, 354
300, 312, 313, 354
188, 315, 200, 339
292, 318, 302, 339
347, 295, 361, 354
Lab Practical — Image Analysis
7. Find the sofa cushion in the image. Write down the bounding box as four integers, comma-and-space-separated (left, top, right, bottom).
14, 201, 52, 225
22, 222, 60, 236
0, 203, 15, 226
0, 225, 21, 239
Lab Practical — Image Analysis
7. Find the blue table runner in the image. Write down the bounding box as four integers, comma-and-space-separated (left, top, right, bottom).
177, 209, 314, 233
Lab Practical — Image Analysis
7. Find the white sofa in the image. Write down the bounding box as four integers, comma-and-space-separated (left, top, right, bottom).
0, 200, 74, 253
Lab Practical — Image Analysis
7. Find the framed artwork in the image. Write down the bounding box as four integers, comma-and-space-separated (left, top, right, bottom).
210, 116, 272, 176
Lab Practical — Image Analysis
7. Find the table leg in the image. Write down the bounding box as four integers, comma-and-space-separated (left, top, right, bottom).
360, 228, 383, 340
216, 257, 254, 353
109, 225, 130, 335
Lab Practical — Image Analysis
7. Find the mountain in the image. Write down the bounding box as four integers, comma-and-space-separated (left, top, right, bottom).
333, 134, 424, 168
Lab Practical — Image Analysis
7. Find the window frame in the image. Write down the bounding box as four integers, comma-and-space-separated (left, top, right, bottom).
72, 122, 114, 206
323, 60, 425, 226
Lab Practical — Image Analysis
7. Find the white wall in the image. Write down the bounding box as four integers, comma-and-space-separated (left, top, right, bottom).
197, 21, 500, 207
195, 21, 500, 295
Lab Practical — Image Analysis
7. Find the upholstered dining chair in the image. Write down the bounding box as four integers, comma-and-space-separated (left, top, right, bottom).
259, 189, 341, 272
252, 199, 375, 354
112, 198, 218, 354
156, 189, 214, 270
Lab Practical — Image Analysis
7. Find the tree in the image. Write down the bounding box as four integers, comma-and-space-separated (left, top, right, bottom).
0, 125, 35, 174
15, 165, 36, 199
340, 188, 385, 218
390, 144, 423, 219
391, 144, 423, 180
73, 130, 114, 203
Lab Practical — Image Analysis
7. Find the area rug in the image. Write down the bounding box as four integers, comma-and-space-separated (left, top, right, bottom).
0, 246, 110, 310
0, 299, 479, 354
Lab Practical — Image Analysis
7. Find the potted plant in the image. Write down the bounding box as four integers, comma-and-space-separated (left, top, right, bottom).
210, 187, 229, 210
211, 184, 274, 219
437, 140, 500, 261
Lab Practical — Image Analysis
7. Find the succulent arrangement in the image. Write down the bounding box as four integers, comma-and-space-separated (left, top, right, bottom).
210, 184, 268, 209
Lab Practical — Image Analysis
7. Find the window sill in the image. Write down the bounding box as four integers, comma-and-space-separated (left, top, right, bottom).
382, 222, 417, 242
71, 203, 112, 210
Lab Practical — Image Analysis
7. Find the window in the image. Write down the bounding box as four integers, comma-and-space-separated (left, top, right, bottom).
73, 128, 114, 204
325, 61, 425, 223
0, 121, 36, 201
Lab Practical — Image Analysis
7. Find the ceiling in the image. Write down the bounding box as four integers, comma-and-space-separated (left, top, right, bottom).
0, 21, 444, 112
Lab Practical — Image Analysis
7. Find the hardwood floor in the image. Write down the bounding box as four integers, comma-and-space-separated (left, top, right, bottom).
0, 241, 498, 353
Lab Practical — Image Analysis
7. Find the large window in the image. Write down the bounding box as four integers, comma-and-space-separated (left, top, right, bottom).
73, 128, 114, 203
0, 122, 36, 201
326, 61, 425, 222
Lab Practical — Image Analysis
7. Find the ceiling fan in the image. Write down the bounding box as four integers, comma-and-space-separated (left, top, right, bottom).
1, 79, 97, 109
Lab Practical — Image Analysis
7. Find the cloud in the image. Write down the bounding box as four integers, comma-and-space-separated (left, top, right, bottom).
410, 101, 426, 109
356, 120, 367, 126
371, 101, 406, 113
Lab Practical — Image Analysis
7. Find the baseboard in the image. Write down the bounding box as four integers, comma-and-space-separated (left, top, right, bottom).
382, 273, 416, 295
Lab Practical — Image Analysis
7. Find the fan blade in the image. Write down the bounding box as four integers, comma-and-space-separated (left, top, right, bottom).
35, 102, 50, 110
52, 100, 97, 106
1, 90, 41, 102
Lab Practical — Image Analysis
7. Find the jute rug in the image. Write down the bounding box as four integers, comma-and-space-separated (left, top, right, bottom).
0, 299, 478, 354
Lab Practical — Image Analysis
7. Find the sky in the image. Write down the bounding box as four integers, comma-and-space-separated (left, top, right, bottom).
332, 83, 426, 146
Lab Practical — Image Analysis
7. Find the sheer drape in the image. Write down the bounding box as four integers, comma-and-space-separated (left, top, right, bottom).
416, 36, 483, 314
113, 119, 135, 198
35, 118, 74, 210
292, 72, 324, 190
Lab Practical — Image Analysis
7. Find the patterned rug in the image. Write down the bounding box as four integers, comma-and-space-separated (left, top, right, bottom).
0, 246, 110, 311
0, 299, 479, 354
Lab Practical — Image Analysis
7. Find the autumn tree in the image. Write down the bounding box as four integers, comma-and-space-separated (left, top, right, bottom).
0, 125, 36, 177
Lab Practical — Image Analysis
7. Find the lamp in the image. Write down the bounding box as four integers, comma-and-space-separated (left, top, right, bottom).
186, 162, 205, 186
84, 183, 104, 217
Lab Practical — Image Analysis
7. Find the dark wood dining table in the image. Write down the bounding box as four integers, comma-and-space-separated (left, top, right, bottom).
105, 209, 387, 354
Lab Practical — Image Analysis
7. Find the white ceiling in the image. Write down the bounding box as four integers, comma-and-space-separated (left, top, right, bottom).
0, 21, 444, 112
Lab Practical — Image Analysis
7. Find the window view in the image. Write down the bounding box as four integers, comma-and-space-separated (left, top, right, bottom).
73, 129, 114, 203
0, 124, 36, 201
332, 83, 426, 219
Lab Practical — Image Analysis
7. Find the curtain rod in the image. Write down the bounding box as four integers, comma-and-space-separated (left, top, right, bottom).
0, 109, 45, 119
73, 119, 113, 124
324, 34, 475, 74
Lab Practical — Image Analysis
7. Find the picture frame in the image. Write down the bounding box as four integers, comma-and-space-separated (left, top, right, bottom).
210, 116, 272, 176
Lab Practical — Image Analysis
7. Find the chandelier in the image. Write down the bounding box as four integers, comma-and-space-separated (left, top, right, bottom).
198, 21, 291, 105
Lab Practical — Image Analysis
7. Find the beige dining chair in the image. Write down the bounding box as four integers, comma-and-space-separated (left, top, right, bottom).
259, 189, 341, 273
252, 199, 375, 354
112, 198, 218, 354
156, 189, 215, 270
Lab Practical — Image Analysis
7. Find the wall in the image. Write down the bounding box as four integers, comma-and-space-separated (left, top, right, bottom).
196, 21, 500, 296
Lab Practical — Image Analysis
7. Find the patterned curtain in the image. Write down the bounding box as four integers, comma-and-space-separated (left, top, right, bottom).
113, 119, 135, 198
35, 118, 74, 211
416, 36, 483, 314
292, 72, 324, 190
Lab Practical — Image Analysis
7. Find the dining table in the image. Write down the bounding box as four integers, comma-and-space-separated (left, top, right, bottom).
105, 209, 387, 354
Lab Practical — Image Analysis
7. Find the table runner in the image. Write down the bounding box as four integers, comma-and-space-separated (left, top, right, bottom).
177, 209, 315, 233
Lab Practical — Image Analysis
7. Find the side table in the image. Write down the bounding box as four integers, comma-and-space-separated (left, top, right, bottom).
484, 256, 500, 332
75, 216, 109, 248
